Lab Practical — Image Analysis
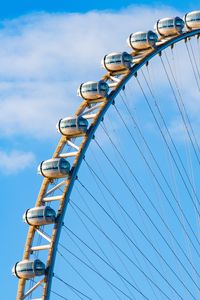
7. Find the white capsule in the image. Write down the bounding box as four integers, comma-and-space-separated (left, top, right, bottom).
155, 17, 184, 37
12, 259, 45, 279
57, 116, 88, 137
38, 158, 70, 179
23, 206, 56, 226
184, 11, 200, 29
101, 52, 132, 72
77, 80, 109, 100
127, 31, 158, 51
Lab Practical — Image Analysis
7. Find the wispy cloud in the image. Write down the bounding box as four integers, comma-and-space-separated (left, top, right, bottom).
0, 6, 182, 139
0, 150, 35, 174
1, 5, 199, 176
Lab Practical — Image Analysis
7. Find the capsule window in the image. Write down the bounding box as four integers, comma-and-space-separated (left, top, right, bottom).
46, 207, 56, 217
100, 82, 109, 91
43, 161, 58, 171
35, 261, 44, 271
20, 262, 33, 272
194, 13, 200, 21
107, 55, 122, 64
82, 83, 98, 92
176, 19, 184, 27
188, 13, 200, 22
60, 159, 69, 169
29, 209, 44, 219
78, 118, 88, 127
159, 19, 174, 29
123, 53, 132, 63
67, 119, 76, 128
149, 33, 157, 41
134, 33, 147, 42
60, 119, 76, 129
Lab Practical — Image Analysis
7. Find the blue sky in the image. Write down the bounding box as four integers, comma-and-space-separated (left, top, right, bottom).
0, 0, 198, 18
1, 1, 200, 299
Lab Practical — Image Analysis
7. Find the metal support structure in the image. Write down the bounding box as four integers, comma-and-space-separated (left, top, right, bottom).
16, 27, 200, 299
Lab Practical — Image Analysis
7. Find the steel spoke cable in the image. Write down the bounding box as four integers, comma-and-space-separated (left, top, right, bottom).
64, 190, 158, 299
185, 40, 200, 91
100, 116, 200, 281
160, 50, 200, 155
197, 36, 200, 67
105, 114, 131, 184
139, 65, 200, 281
62, 226, 124, 300
77, 176, 194, 300
101, 115, 179, 258
74, 182, 157, 299
140, 66, 200, 243
163, 136, 197, 298
77, 165, 159, 300
76, 162, 150, 297
64, 219, 141, 300
28, 280, 34, 299
71, 199, 177, 300
57, 249, 103, 300
34, 278, 75, 300
164, 49, 200, 162
160, 54, 200, 168
83, 156, 198, 299
29, 280, 43, 300
51, 289, 72, 300
162, 48, 200, 284
64, 191, 136, 300
54, 274, 91, 300
170, 46, 179, 86
113, 97, 200, 265
188, 38, 200, 82
121, 84, 194, 229
15, 31, 199, 299
121, 82, 200, 265
53, 207, 127, 300
92, 129, 200, 296
63, 224, 139, 300
135, 68, 200, 296
136, 75, 200, 231
58, 241, 144, 300
53, 288, 83, 300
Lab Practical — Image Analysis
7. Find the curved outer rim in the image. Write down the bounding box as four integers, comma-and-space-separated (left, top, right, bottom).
16, 28, 200, 300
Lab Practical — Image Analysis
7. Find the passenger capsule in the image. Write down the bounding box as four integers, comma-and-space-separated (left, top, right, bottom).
128, 31, 158, 51
77, 80, 109, 100
57, 116, 88, 136
102, 52, 132, 72
184, 11, 200, 29
12, 259, 45, 279
38, 158, 70, 179
23, 206, 56, 226
155, 17, 184, 36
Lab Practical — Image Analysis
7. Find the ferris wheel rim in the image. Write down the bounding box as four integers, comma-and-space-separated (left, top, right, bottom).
16, 27, 200, 300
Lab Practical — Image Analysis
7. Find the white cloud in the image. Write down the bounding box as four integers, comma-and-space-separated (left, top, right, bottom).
0, 6, 183, 138
0, 150, 35, 174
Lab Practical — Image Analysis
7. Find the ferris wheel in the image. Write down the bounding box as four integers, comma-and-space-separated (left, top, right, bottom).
13, 10, 200, 300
